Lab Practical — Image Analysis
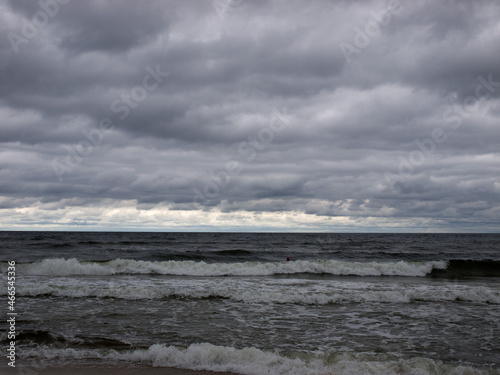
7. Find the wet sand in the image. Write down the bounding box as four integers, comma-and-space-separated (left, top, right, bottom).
1, 366, 241, 375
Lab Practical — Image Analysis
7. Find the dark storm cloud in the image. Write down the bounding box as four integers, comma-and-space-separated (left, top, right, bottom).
0, 0, 499, 231
6, 0, 171, 53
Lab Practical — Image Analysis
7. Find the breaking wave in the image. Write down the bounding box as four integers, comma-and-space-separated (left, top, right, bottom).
7, 258, 450, 277
17, 283, 500, 304
20, 342, 500, 375
15, 278, 500, 304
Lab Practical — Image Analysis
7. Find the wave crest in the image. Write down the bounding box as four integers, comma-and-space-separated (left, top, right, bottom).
20, 343, 499, 375
17, 279, 500, 304
11, 258, 448, 277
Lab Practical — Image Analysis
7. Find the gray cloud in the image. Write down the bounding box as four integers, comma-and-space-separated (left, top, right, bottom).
0, 0, 499, 231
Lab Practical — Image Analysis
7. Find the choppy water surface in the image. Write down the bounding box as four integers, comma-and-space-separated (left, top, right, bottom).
1, 232, 499, 374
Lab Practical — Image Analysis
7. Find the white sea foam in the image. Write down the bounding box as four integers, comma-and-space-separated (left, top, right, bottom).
21, 343, 499, 375
14, 258, 448, 277
16, 277, 500, 304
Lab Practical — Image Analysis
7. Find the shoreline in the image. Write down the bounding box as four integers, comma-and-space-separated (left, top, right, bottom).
1, 366, 241, 375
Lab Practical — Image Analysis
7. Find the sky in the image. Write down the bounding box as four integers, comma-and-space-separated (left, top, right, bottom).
0, 0, 499, 232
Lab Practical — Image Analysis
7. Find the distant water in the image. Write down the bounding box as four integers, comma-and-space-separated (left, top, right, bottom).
1, 232, 499, 374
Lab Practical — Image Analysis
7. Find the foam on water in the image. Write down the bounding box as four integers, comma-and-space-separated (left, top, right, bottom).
15, 277, 500, 304
7, 258, 448, 277
21, 343, 499, 375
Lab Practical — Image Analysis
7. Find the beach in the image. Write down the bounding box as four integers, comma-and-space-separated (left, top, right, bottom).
2, 366, 240, 375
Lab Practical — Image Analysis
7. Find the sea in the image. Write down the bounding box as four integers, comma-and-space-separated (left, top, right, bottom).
1, 232, 499, 375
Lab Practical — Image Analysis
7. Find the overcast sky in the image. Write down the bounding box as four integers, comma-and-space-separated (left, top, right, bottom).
0, 0, 499, 232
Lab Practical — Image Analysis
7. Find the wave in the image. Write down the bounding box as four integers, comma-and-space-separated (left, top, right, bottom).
3, 329, 132, 350
430, 260, 500, 278
213, 249, 254, 256
19, 342, 500, 375
16, 279, 500, 304
6, 258, 450, 277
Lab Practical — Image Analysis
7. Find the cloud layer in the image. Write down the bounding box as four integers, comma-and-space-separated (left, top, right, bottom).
1, 0, 499, 231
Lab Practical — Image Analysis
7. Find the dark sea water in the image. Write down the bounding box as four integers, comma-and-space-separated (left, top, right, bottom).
1, 232, 499, 374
